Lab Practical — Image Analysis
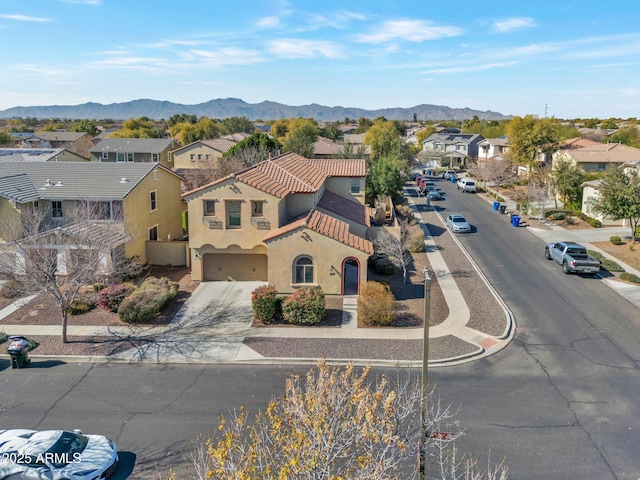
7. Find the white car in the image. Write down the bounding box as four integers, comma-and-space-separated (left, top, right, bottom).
0, 429, 119, 480
446, 214, 472, 233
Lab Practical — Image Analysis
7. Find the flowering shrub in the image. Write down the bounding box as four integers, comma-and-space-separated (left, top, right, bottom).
282, 286, 325, 325
251, 285, 278, 323
118, 277, 179, 324
97, 284, 131, 312
358, 281, 394, 326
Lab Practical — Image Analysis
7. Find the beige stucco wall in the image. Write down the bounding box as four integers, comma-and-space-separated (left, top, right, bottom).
581, 185, 626, 226
285, 189, 322, 219
123, 168, 185, 261
323, 177, 365, 205
173, 144, 223, 171
265, 226, 369, 295
0, 199, 22, 241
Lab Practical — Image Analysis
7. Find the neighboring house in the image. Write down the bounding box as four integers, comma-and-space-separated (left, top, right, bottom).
552, 143, 640, 172
0, 162, 185, 267
89, 138, 181, 169
422, 133, 484, 168
0, 148, 90, 163
477, 137, 510, 164
171, 138, 238, 175
221, 132, 252, 142
336, 134, 371, 160
15, 132, 94, 158
183, 152, 373, 295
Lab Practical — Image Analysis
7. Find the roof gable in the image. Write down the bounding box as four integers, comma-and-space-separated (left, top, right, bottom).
0, 174, 40, 203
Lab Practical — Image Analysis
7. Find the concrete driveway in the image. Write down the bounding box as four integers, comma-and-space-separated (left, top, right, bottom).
113, 281, 265, 363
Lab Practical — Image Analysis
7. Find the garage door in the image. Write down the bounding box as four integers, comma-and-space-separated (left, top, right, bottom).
203, 253, 268, 281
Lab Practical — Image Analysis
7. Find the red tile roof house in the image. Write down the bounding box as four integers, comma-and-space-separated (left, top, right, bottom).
182, 152, 373, 295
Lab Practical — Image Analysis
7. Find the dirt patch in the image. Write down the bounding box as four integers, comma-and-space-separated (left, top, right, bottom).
5, 335, 150, 357
591, 240, 640, 272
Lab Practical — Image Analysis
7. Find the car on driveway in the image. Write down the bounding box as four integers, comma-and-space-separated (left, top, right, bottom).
0, 428, 119, 480
442, 170, 456, 179
446, 214, 471, 233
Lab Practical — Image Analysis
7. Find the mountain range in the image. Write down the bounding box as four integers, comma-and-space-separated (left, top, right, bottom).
0, 98, 510, 122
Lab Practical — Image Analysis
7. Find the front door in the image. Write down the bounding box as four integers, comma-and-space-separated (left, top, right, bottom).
342, 258, 359, 295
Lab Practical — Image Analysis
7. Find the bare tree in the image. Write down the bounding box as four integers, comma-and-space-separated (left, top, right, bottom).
375, 217, 414, 284
168, 361, 507, 480
0, 202, 126, 343
476, 156, 515, 193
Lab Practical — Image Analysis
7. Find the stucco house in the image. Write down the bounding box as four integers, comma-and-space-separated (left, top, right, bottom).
89, 138, 181, 169
422, 133, 484, 168
183, 152, 373, 295
553, 142, 640, 172
171, 138, 238, 175
15, 132, 94, 158
477, 137, 510, 164
0, 162, 185, 267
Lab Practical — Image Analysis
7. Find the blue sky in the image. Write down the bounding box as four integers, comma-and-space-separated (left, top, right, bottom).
1, 0, 639, 119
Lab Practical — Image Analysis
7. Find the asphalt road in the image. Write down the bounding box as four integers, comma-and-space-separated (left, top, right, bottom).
431, 177, 640, 480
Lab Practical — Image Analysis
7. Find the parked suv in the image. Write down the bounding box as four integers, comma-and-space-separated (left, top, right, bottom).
442, 170, 456, 179
456, 178, 476, 193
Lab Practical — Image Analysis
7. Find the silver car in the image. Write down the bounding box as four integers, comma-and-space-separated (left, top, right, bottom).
446, 214, 471, 233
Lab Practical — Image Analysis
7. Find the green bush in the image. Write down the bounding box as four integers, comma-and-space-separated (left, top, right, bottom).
600, 259, 625, 273
408, 230, 425, 253
586, 217, 602, 228
0, 279, 23, 299
620, 272, 640, 284
544, 209, 573, 219
251, 285, 278, 324
550, 212, 566, 221
67, 298, 96, 315
358, 281, 394, 326
587, 250, 604, 260
281, 286, 325, 325
610, 236, 623, 245
118, 277, 179, 324
0, 331, 7, 344
92, 282, 106, 293
369, 255, 396, 276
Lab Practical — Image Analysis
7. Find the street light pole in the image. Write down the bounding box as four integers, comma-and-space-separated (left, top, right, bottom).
419, 266, 432, 478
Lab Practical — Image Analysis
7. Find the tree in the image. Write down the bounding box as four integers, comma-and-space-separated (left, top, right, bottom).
356, 116, 374, 133
548, 158, 585, 208
366, 154, 406, 203
476, 156, 514, 192
319, 121, 343, 141
169, 117, 222, 144
177, 361, 508, 480
70, 119, 99, 136
280, 118, 319, 158
225, 132, 280, 158
375, 217, 414, 284
608, 126, 640, 148
592, 167, 640, 243
110, 117, 164, 138
0, 203, 128, 343
505, 115, 560, 173
0, 130, 12, 146
364, 120, 404, 160
219, 116, 255, 135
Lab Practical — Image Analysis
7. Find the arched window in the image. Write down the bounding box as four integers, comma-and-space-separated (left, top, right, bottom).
294, 256, 314, 284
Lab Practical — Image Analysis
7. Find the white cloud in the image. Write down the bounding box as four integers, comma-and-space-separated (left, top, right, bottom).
421, 61, 517, 75
269, 39, 343, 58
190, 47, 264, 66
308, 9, 367, 29
491, 17, 536, 33
0, 14, 52, 22
257, 16, 281, 28
354, 19, 462, 44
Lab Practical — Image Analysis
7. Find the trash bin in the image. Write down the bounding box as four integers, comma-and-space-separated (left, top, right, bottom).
492, 201, 500, 211
499, 205, 507, 215
511, 215, 521, 227
427, 169, 432, 176
7, 336, 31, 369
450, 176, 456, 183
422, 169, 426, 174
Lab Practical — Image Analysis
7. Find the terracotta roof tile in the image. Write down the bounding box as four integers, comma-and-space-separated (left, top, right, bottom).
201, 138, 238, 153
317, 190, 370, 226
307, 158, 367, 177
566, 143, 640, 163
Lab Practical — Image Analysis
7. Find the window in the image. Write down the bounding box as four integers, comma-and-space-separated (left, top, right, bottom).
101, 152, 108, 160
152, 153, 159, 163
190, 154, 195, 161
149, 225, 158, 241
150, 190, 157, 211
127, 153, 134, 162
203, 200, 216, 216
251, 200, 263, 217
226, 201, 241, 228
350, 178, 360, 194
51, 200, 63, 218
295, 256, 314, 284
117, 152, 125, 162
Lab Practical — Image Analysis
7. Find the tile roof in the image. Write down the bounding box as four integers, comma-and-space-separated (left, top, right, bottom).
201, 138, 238, 153
0, 148, 66, 162
307, 158, 367, 177
31, 132, 88, 142
312, 137, 343, 156
90, 138, 177, 154
565, 143, 640, 164
0, 174, 40, 203
317, 190, 370, 226
221, 133, 251, 142
262, 209, 374, 254
559, 137, 602, 150
0, 162, 169, 200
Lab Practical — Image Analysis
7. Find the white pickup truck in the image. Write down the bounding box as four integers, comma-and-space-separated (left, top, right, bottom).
544, 241, 601, 274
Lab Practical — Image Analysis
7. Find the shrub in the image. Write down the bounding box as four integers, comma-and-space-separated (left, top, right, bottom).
395, 204, 414, 222
496, 197, 505, 202
600, 258, 625, 273
544, 209, 573, 219
0, 331, 7, 344
368, 255, 396, 276
67, 298, 96, 315
118, 276, 179, 324
565, 216, 575, 225
92, 282, 106, 293
251, 285, 278, 324
620, 272, 640, 284
587, 250, 604, 260
610, 236, 623, 245
0, 279, 23, 299
97, 284, 131, 312
408, 230, 425, 253
550, 212, 566, 221
586, 217, 602, 228
281, 286, 325, 325
358, 281, 394, 327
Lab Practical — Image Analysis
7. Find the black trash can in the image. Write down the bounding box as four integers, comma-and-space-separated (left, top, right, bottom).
7, 336, 31, 369
499, 205, 507, 214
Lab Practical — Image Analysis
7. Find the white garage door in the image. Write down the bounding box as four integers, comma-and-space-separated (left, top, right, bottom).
203, 253, 268, 281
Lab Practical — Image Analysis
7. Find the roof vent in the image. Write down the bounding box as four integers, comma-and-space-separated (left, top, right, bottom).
44, 179, 53, 187
55, 181, 63, 186
120, 177, 129, 183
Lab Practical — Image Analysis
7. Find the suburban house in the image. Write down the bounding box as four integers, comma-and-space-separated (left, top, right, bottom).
14, 132, 94, 158
477, 137, 510, 164
422, 133, 484, 168
0, 148, 90, 163
182, 152, 373, 295
552, 142, 640, 172
89, 138, 181, 169
0, 162, 185, 269
312, 137, 370, 160
171, 138, 238, 175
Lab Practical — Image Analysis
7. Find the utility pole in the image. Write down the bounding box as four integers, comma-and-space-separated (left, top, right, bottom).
419, 266, 432, 478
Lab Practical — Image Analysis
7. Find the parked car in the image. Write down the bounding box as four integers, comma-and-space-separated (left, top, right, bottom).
442, 170, 456, 179
544, 241, 601, 274
446, 214, 471, 233
461, 180, 476, 193
427, 189, 443, 200
0, 428, 119, 479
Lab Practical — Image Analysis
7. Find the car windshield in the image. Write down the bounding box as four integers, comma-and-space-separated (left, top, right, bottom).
453, 217, 467, 223
45, 432, 88, 467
